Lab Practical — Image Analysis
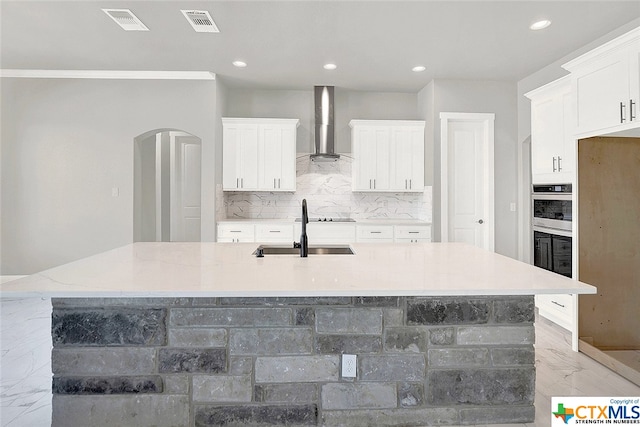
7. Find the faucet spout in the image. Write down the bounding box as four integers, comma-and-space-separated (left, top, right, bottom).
299, 199, 309, 257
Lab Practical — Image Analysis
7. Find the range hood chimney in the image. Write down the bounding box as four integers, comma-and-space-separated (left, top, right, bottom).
311, 86, 339, 162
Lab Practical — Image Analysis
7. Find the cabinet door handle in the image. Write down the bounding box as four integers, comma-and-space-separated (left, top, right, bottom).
620, 101, 626, 123
409, 179, 412, 189
631, 99, 636, 121
369, 179, 372, 189
551, 300, 565, 308
557, 156, 562, 171
236, 178, 239, 188
405, 179, 407, 189
274, 178, 276, 188
552, 157, 557, 172
278, 178, 281, 188
241, 178, 244, 188
374, 179, 376, 189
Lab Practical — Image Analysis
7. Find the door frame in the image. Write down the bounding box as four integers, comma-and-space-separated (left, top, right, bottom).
439, 112, 495, 251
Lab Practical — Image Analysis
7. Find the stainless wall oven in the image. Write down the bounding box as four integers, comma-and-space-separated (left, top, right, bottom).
532, 184, 572, 278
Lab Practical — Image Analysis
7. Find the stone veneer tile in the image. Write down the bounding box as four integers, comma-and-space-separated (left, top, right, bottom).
428, 327, 455, 345
406, 298, 489, 325
491, 348, 536, 366
254, 384, 318, 403
353, 297, 401, 307
255, 355, 339, 383
457, 325, 535, 345
398, 382, 424, 407
52, 308, 166, 346
322, 383, 397, 410
220, 297, 350, 306
52, 348, 156, 375
493, 297, 535, 323
168, 328, 227, 347
53, 395, 190, 427
427, 368, 535, 405
315, 308, 382, 334
229, 357, 253, 375
52, 298, 190, 307
295, 308, 315, 326
321, 408, 458, 427
459, 405, 535, 424
192, 375, 252, 402
158, 348, 227, 374
163, 375, 189, 394
359, 355, 425, 381
428, 348, 490, 367
52, 376, 163, 395
170, 308, 292, 327
229, 328, 312, 355
384, 327, 427, 353
383, 308, 404, 327
314, 335, 382, 354
195, 404, 317, 426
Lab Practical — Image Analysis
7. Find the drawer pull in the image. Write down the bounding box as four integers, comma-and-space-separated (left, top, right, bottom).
370, 231, 382, 234
408, 231, 419, 234
269, 230, 281, 233
551, 300, 565, 308
230, 230, 242, 233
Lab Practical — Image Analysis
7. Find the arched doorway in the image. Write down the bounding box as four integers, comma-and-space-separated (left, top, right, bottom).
134, 129, 202, 242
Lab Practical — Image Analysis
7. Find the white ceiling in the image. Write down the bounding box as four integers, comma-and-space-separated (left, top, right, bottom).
1, 1, 639, 92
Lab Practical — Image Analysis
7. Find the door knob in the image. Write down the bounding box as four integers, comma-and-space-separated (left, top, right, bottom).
477, 219, 484, 224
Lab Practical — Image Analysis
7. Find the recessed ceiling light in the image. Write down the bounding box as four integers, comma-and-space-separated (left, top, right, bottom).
323, 63, 337, 70
530, 19, 551, 30
412, 66, 426, 72
232, 61, 247, 68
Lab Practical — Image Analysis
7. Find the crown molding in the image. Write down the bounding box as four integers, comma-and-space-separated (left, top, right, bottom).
0, 70, 216, 80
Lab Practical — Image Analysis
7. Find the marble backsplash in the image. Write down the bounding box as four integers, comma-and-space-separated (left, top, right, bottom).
218, 155, 432, 222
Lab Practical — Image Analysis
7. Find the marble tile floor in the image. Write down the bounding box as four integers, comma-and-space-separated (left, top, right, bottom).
0, 294, 638, 427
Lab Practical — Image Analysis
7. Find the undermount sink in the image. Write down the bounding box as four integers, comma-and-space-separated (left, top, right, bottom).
253, 245, 354, 256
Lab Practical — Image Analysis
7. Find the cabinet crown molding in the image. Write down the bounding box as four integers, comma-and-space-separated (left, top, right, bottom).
562, 26, 640, 72
524, 75, 571, 100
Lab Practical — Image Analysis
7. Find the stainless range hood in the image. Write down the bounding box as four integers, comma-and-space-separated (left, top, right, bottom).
311, 86, 340, 162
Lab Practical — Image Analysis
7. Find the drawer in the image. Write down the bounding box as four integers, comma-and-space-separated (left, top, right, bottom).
357, 225, 394, 240
536, 294, 574, 330
394, 225, 431, 239
296, 223, 356, 243
217, 223, 255, 240
255, 224, 294, 242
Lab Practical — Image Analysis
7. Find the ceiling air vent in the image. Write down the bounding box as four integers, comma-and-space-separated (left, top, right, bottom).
181, 10, 219, 33
102, 9, 149, 31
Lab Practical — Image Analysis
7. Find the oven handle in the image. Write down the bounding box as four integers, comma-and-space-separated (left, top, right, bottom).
532, 193, 572, 201
533, 225, 573, 238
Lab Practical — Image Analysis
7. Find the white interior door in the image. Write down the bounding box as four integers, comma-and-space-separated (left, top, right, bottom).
170, 133, 201, 242
440, 113, 494, 251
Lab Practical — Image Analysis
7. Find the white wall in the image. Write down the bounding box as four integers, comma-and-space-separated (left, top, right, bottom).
429, 80, 519, 258
1, 78, 218, 274
225, 88, 420, 154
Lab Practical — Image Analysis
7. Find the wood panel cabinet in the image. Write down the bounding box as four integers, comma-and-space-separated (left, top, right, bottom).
222, 118, 299, 191
563, 26, 640, 138
525, 76, 575, 184
351, 120, 425, 192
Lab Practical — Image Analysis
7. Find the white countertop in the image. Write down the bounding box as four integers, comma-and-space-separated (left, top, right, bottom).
218, 219, 431, 225
0, 242, 596, 298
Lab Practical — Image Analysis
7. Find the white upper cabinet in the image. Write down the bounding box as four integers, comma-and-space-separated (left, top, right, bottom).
350, 120, 425, 192
525, 76, 575, 184
562, 27, 640, 138
222, 118, 299, 191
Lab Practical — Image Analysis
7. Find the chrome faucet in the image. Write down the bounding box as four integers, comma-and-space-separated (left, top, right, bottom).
293, 199, 309, 257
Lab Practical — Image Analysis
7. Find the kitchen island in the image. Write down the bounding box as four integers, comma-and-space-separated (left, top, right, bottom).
0, 242, 596, 426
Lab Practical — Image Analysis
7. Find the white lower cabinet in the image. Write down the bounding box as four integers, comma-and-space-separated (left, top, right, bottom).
356, 225, 394, 242
536, 293, 575, 331
394, 225, 432, 243
255, 223, 294, 243
293, 223, 357, 245
217, 223, 255, 243
218, 221, 432, 245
